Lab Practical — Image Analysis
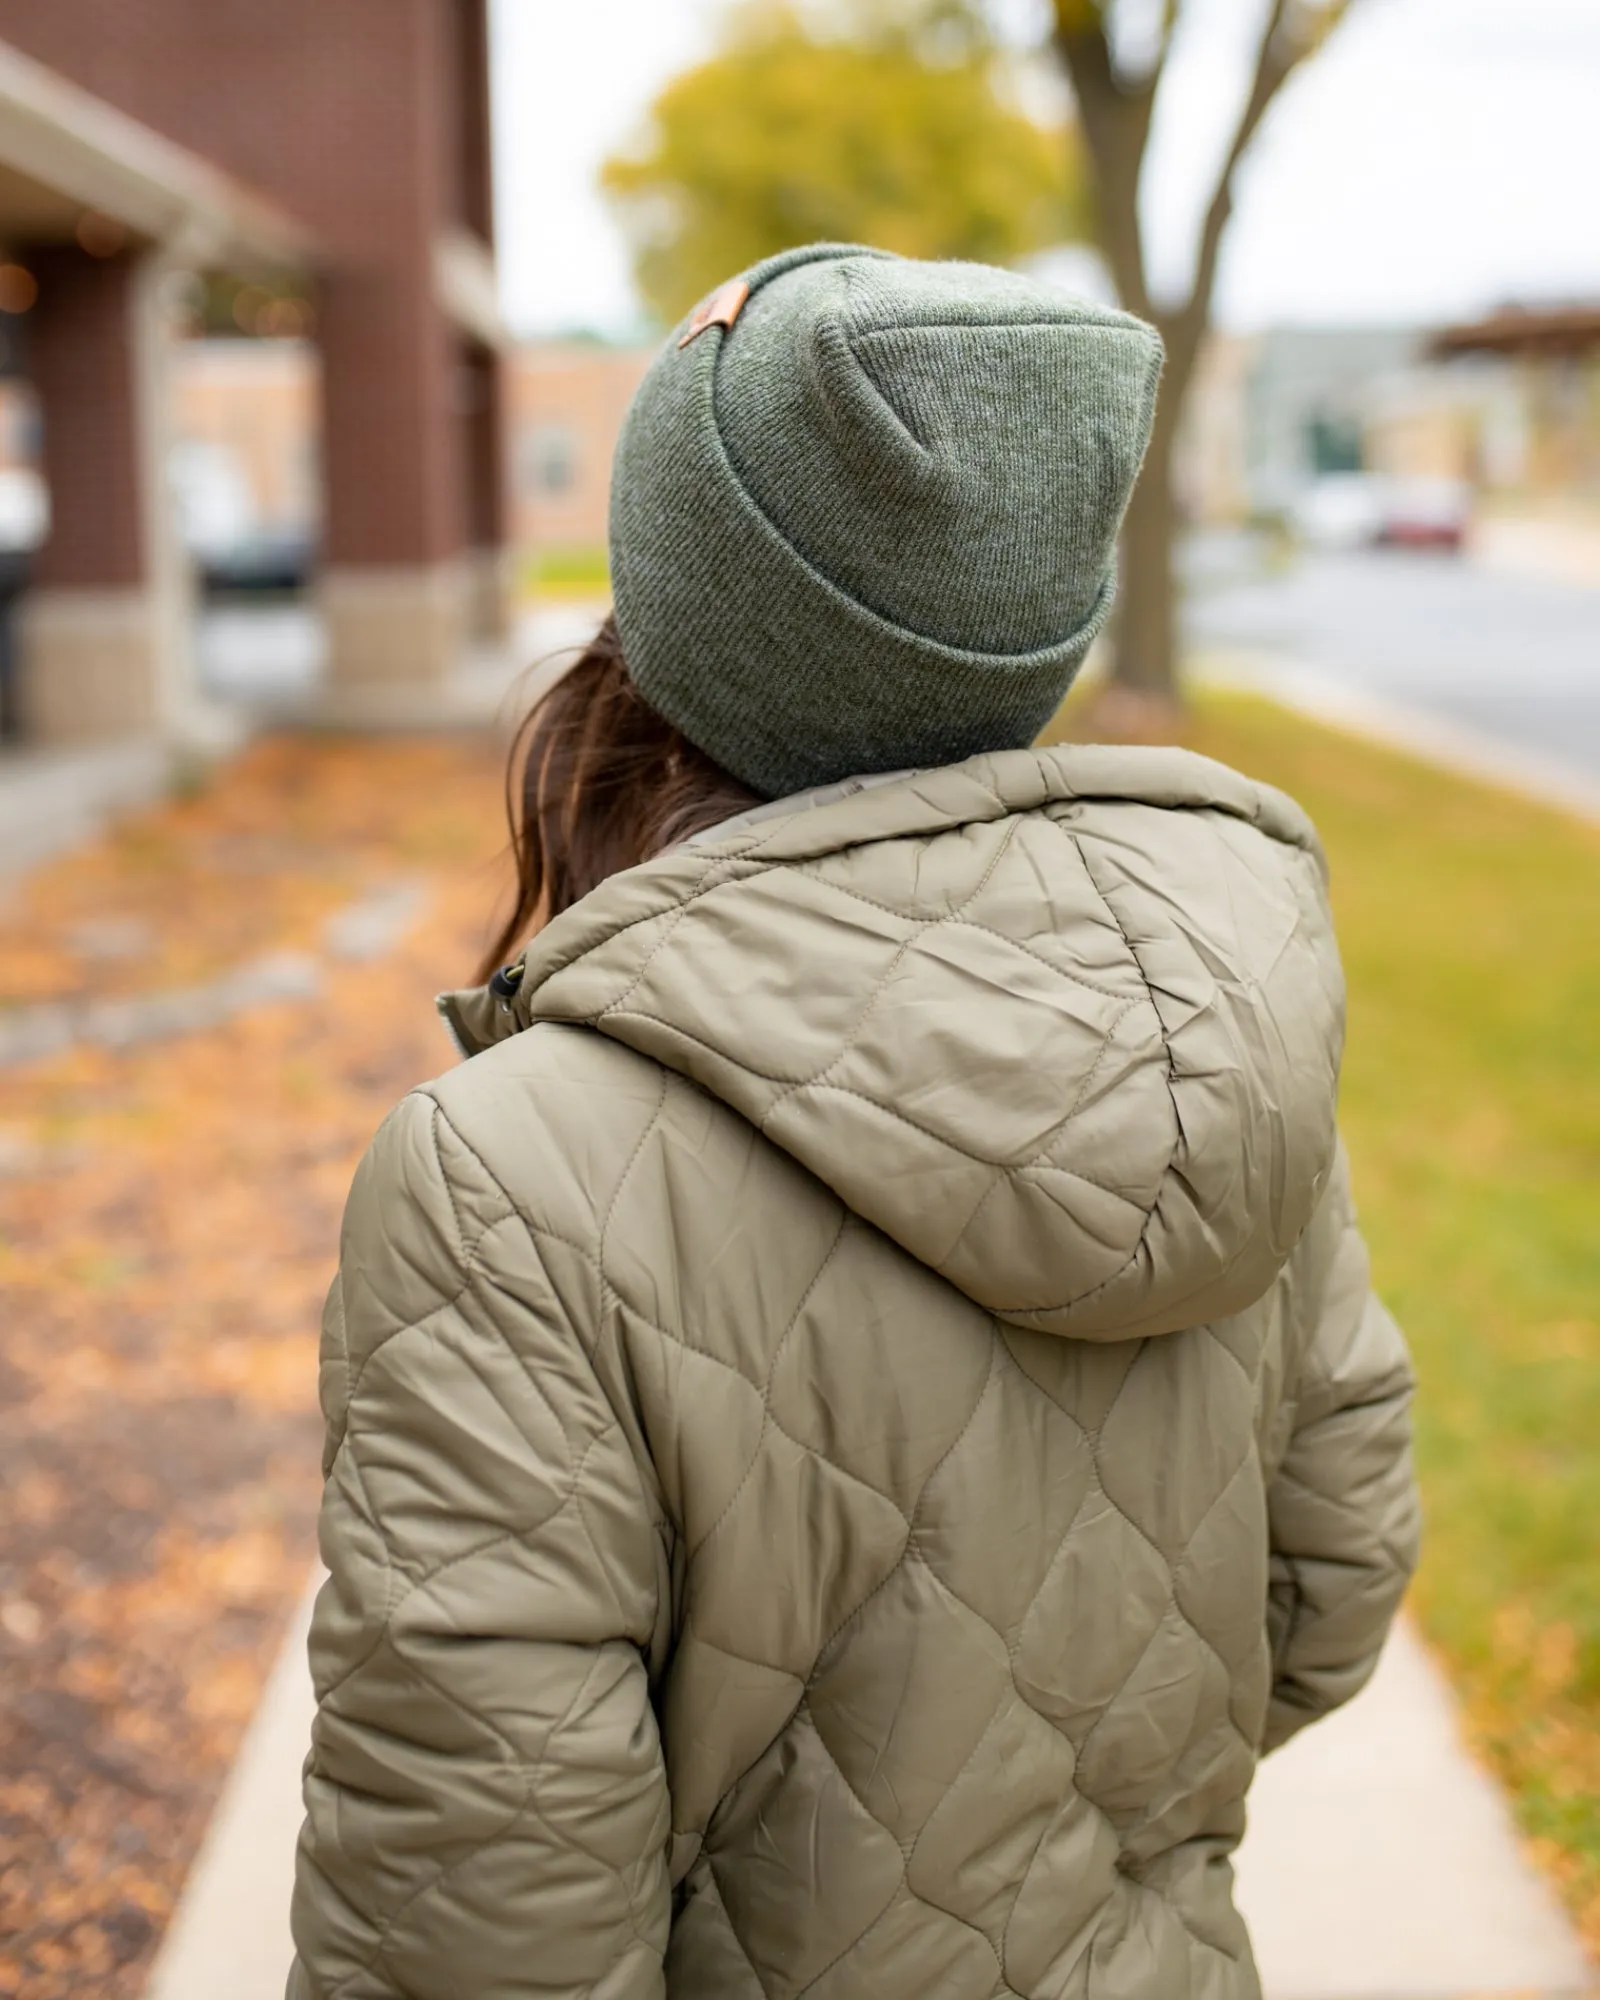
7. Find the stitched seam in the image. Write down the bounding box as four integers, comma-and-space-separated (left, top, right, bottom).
418, 1174, 916, 1543
429, 1094, 667, 1479
338, 1210, 511, 1415
338, 1121, 519, 1412
420, 1094, 973, 1567
517, 777, 1312, 1030
669, 1610, 806, 1846
754, 817, 1027, 1136
789, 868, 1138, 1004
908, 1333, 1093, 1678
808, 1335, 1002, 1670
688, 1214, 852, 1564
969, 825, 1183, 1319
320, 1649, 612, 2000
319, 1099, 657, 1719
520, 847, 760, 1021
427, 1095, 474, 1266
792, 1685, 1016, 1997
1012, 1345, 1259, 1818
1076, 1453, 1262, 1774
1202, 1321, 1256, 1390
313, 1424, 395, 1711
444, 1267, 582, 1469
702, 1854, 779, 2000
607, 1288, 916, 1530
312, 1430, 598, 1717
595, 1069, 672, 1258
432, 1097, 686, 1615
586, 1037, 1141, 1199
937, 992, 1144, 1276
326, 1274, 352, 1457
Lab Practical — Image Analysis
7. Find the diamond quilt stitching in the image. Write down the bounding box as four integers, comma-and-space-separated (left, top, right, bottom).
319, 1648, 615, 2000
753, 817, 1029, 1139
294, 753, 1418, 2000
790, 1690, 1018, 2000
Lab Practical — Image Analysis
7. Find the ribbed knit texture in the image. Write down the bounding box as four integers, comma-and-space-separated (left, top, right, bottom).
610, 244, 1164, 799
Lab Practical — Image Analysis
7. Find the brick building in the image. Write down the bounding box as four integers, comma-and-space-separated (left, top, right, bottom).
55, 336, 658, 591
0, 1, 507, 746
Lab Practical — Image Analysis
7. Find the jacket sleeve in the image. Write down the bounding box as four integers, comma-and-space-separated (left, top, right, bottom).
1262, 1144, 1422, 1754
288, 1088, 671, 2000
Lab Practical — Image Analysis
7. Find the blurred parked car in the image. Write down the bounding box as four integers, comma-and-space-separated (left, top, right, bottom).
193, 523, 316, 593
0, 471, 43, 739
1374, 477, 1472, 552
1291, 472, 1470, 555
170, 439, 315, 594
1290, 473, 1389, 552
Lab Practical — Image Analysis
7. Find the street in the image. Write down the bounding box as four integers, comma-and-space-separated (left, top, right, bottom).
1186, 540, 1600, 786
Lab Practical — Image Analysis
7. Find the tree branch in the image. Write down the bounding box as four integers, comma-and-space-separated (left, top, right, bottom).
1055, 0, 1364, 400
1052, 3, 1159, 319
1163, 0, 1340, 393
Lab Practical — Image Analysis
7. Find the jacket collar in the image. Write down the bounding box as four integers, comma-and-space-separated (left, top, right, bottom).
436, 741, 1321, 1062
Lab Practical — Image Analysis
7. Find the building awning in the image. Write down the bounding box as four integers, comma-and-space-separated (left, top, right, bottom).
433, 226, 509, 351
1430, 306, 1600, 361
0, 37, 310, 273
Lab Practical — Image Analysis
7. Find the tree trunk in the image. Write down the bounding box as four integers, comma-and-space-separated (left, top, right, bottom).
1109, 411, 1180, 704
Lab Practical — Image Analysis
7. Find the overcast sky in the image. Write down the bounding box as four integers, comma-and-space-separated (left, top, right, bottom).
488, 0, 1600, 338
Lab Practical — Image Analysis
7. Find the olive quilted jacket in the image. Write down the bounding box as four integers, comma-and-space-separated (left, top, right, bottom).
289, 744, 1419, 2000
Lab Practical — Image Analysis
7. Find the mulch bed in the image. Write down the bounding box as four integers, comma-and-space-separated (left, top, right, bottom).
0, 736, 507, 1998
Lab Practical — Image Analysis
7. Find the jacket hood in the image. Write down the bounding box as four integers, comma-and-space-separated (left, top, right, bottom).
442, 745, 1345, 1343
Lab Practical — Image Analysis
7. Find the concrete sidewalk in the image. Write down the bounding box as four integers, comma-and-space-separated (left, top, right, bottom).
145, 1586, 1592, 2000
1236, 1621, 1590, 1998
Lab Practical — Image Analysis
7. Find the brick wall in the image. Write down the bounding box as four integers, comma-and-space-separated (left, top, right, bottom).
0, 0, 490, 261
2, 0, 497, 573
27, 250, 144, 588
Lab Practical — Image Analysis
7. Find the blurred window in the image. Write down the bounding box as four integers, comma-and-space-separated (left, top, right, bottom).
1307, 412, 1364, 476
0, 467, 47, 551
522, 423, 579, 496
0, 386, 41, 466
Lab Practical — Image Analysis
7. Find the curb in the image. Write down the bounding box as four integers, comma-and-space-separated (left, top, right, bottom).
1194, 653, 1600, 828
143, 1574, 320, 2000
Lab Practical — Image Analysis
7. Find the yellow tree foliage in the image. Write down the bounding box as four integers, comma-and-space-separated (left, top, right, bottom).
603, 1, 1086, 328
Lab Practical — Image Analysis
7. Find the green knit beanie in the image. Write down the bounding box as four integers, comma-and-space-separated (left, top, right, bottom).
609, 243, 1164, 800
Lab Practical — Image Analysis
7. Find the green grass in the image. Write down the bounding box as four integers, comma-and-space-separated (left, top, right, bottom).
1143, 693, 1600, 1945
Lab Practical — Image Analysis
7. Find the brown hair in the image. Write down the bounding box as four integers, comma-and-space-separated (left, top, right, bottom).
479, 615, 761, 980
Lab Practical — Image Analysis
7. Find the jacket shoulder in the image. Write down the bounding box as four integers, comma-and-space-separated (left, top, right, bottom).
418, 1022, 840, 1291
419, 1021, 671, 1242
327, 1025, 694, 1468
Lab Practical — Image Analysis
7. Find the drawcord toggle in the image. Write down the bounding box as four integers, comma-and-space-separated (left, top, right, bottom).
489, 960, 525, 1007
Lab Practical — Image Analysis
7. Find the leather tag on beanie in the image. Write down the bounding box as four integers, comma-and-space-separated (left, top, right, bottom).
679, 279, 751, 348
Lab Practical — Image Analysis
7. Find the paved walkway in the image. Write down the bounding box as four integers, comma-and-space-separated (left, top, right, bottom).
1236, 1621, 1590, 1998
0, 737, 175, 880
0, 602, 595, 887
145, 1584, 1590, 2000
